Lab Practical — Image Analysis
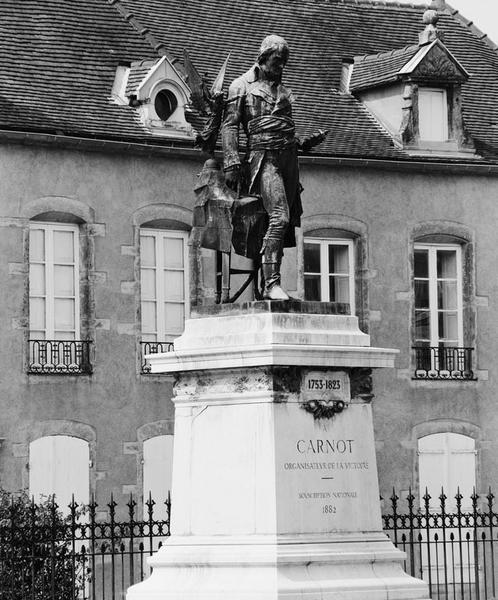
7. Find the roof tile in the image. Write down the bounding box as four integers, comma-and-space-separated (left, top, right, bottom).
0, 0, 497, 161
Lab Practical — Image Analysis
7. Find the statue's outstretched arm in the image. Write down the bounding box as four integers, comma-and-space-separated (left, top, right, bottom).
297, 129, 330, 154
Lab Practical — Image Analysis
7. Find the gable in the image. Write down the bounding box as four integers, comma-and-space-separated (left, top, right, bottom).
400, 40, 469, 83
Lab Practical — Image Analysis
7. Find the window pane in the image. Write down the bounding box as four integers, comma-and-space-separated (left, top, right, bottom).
141, 333, 157, 343
30, 331, 46, 340
329, 245, 349, 274
30, 298, 45, 330
438, 281, 457, 310
415, 280, 429, 309
30, 229, 45, 261
415, 310, 430, 341
164, 270, 184, 301
54, 265, 75, 296
164, 237, 184, 269
437, 250, 457, 279
140, 236, 156, 267
329, 275, 349, 303
165, 303, 185, 335
439, 312, 458, 341
53, 231, 75, 263
304, 244, 320, 273
304, 275, 321, 301
29, 264, 45, 296
141, 269, 156, 299
414, 249, 428, 278
54, 331, 76, 341
54, 299, 75, 331
142, 302, 157, 333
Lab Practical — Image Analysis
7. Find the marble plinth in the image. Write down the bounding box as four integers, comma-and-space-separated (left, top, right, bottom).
128, 302, 428, 600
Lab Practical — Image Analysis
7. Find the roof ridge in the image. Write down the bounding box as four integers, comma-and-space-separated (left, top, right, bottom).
330, 0, 429, 10
107, 0, 175, 59
445, 2, 498, 55
354, 42, 419, 62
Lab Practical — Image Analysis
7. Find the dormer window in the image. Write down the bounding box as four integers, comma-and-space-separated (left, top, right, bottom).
147, 81, 185, 128
154, 89, 178, 121
111, 56, 195, 139
418, 87, 448, 142
347, 9, 476, 158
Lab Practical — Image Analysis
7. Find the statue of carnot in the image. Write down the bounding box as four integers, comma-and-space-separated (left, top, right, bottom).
186, 35, 327, 302
222, 35, 327, 300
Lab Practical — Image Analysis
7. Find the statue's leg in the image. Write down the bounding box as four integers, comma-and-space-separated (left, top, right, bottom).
221, 251, 231, 303
259, 157, 290, 300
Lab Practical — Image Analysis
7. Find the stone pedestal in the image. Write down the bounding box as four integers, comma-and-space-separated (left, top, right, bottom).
128, 301, 429, 600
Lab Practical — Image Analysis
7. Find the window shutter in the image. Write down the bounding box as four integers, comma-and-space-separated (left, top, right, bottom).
143, 435, 174, 520
29, 435, 90, 514
418, 433, 475, 510
418, 88, 448, 142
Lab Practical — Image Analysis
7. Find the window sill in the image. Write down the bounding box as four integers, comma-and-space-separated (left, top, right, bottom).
405, 141, 478, 159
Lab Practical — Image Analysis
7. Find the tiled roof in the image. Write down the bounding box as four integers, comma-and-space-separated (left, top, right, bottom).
1, 0, 498, 161
349, 45, 420, 92
125, 60, 159, 96
0, 0, 159, 141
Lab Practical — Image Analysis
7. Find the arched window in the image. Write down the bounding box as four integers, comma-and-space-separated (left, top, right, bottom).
418, 432, 477, 584
303, 237, 355, 309
28, 212, 93, 375
302, 225, 363, 317
29, 435, 90, 513
412, 227, 475, 380
143, 435, 174, 520
418, 432, 476, 510
414, 242, 463, 350
29, 222, 80, 341
140, 227, 189, 344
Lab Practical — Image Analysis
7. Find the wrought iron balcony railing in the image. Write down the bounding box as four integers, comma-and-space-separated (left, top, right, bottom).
28, 340, 93, 375
413, 346, 476, 380
141, 341, 174, 374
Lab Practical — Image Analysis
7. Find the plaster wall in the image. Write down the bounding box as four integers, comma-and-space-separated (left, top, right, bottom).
0, 143, 201, 514
298, 162, 498, 506
0, 141, 496, 513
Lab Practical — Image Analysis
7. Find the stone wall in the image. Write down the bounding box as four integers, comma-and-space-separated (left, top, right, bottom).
0, 141, 496, 510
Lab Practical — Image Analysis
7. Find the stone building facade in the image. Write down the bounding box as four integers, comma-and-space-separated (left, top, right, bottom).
1, 0, 498, 515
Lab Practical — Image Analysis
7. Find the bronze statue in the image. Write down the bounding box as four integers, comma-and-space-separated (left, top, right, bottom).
187, 35, 327, 301
222, 35, 327, 300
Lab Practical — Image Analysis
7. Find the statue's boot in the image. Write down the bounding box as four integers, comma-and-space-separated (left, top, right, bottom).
262, 241, 289, 301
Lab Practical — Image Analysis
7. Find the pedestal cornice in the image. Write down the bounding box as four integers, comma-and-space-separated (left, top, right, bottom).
146, 300, 398, 374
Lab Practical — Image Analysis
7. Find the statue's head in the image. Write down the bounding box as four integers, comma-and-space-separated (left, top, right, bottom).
257, 35, 289, 81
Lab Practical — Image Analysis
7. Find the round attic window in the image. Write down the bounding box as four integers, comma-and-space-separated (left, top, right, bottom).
154, 89, 178, 121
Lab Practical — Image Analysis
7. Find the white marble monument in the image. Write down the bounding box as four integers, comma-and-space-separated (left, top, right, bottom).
128, 301, 429, 600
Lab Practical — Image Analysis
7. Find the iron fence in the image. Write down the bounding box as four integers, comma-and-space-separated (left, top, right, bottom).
0, 493, 170, 600
28, 340, 93, 375
383, 488, 498, 600
3, 489, 498, 600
